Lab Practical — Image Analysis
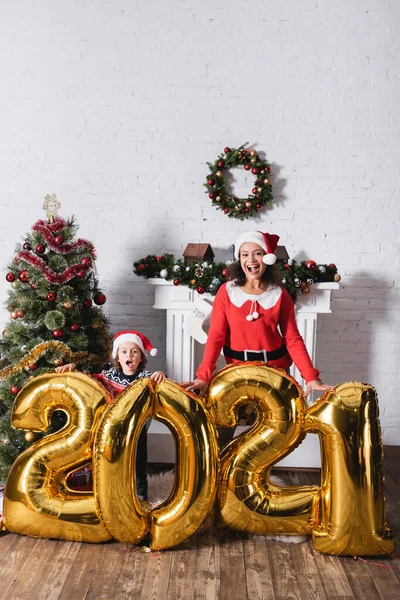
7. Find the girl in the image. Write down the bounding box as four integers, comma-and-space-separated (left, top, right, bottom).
57, 330, 165, 500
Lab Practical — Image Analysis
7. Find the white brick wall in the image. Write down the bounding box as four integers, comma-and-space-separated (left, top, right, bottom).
1, 0, 399, 443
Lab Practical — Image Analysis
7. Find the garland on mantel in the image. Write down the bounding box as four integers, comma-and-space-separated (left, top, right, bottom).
133, 254, 341, 303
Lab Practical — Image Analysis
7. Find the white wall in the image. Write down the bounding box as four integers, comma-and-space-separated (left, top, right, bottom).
1, 0, 399, 443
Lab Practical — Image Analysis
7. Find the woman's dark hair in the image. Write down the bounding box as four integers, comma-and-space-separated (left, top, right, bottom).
113, 351, 148, 373
228, 261, 282, 287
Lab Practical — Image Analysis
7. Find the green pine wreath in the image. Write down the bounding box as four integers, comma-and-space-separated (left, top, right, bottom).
205, 143, 273, 220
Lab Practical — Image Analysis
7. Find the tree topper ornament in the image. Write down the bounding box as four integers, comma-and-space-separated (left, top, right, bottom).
43, 193, 61, 223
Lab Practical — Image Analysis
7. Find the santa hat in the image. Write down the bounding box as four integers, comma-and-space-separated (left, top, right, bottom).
234, 231, 280, 265
112, 330, 158, 359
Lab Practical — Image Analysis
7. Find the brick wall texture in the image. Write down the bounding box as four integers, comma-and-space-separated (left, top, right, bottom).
1, 0, 399, 443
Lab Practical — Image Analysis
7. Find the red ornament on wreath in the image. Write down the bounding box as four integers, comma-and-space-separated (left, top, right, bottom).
173, 279, 180, 286
222, 268, 229, 278
47, 292, 56, 301
205, 143, 273, 220
70, 324, 80, 332
94, 293, 106, 305
306, 260, 317, 270
138, 264, 146, 272
83, 299, 92, 308
53, 329, 64, 338
29, 363, 38, 371
6, 273, 16, 282
197, 286, 205, 294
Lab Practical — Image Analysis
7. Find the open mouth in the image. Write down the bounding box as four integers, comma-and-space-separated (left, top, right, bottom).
246, 265, 260, 274
125, 360, 134, 367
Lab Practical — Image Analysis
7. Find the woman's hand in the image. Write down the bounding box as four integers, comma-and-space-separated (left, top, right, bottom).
150, 371, 166, 384
181, 379, 209, 398
55, 363, 77, 373
304, 379, 333, 398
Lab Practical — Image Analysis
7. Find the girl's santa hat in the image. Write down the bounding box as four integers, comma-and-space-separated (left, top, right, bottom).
234, 231, 280, 265
112, 330, 158, 358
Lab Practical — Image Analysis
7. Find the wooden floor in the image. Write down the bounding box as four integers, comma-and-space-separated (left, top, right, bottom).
1, 448, 399, 600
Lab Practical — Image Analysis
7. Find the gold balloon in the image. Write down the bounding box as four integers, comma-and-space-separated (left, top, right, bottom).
94, 379, 218, 551
4, 372, 111, 543
151, 380, 218, 550
205, 363, 320, 535
94, 378, 153, 545
304, 382, 395, 556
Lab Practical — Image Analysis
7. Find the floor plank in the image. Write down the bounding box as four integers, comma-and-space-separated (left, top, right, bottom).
136, 547, 173, 600
57, 542, 106, 600
242, 536, 276, 600
164, 537, 198, 600
194, 534, 221, 600
219, 537, 248, 600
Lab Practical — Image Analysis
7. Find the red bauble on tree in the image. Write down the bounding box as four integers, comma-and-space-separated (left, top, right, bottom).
196, 286, 205, 294
54, 235, 63, 245
52, 329, 64, 338
47, 292, 56, 301
29, 363, 38, 371
306, 260, 317, 270
19, 271, 29, 282
81, 257, 91, 267
6, 273, 15, 282
83, 299, 92, 308
70, 324, 80, 332
173, 279, 180, 286
10, 385, 20, 395
36, 243, 46, 254
94, 293, 106, 305
222, 268, 229, 278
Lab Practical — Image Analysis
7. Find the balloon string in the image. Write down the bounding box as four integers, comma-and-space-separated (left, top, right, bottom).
354, 556, 400, 569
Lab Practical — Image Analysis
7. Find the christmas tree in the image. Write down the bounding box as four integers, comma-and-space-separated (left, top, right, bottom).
0, 194, 111, 479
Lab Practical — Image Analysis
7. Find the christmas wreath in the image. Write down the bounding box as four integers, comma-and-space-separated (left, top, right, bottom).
205, 144, 273, 220
133, 255, 340, 304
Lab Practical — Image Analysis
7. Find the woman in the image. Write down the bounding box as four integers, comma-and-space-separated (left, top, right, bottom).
183, 231, 332, 399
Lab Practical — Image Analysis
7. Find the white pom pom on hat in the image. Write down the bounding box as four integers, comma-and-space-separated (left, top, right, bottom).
112, 330, 158, 358
234, 231, 280, 265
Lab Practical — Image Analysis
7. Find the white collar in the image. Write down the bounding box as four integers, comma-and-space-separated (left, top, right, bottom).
226, 281, 282, 309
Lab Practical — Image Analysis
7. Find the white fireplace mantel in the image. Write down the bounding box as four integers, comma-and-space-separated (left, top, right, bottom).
147, 277, 339, 468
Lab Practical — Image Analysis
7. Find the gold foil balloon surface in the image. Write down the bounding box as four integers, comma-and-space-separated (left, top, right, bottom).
4, 372, 111, 542
205, 363, 320, 535
304, 382, 395, 556
94, 379, 218, 550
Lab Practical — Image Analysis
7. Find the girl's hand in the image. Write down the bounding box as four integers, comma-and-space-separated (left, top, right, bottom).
304, 379, 333, 398
181, 379, 208, 398
150, 371, 166, 384
55, 363, 77, 373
